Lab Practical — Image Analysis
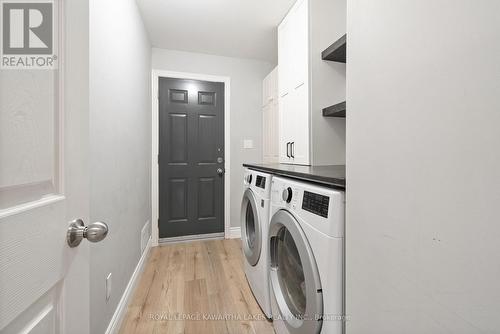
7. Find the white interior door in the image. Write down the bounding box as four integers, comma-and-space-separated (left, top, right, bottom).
0, 0, 90, 333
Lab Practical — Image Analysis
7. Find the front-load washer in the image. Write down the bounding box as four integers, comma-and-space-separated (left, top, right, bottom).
269, 176, 345, 334
241, 168, 272, 318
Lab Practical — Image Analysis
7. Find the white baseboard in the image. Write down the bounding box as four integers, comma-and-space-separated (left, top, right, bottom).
228, 227, 241, 239
105, 236, 152, 334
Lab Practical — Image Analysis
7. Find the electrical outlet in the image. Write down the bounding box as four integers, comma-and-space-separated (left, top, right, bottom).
141, 220, 150, 254
106, 273, 112, 302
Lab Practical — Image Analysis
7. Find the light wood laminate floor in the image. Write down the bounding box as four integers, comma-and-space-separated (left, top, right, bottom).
118, 239, 275, 334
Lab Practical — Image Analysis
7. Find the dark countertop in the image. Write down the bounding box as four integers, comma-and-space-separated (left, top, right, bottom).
243, 163, 346, 189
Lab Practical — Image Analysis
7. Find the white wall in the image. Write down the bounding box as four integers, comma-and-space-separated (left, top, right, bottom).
89, 0, 151, 333
152, 48, 273, 228
347, 1, 500, 333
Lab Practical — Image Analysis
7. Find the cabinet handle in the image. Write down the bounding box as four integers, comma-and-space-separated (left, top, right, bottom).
286, 142, 291, 158
291, 142, 295, 158
295, 82, 305, 90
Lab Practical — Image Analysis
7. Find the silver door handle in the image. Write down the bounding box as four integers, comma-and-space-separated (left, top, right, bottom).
217, 168, 225, 176
67, 219, 109, 248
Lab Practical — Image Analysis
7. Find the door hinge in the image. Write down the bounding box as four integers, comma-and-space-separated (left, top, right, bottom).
157, 154, 159, 164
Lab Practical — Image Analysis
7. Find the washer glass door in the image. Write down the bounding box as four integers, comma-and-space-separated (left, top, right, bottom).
241, 189, 262, 266
269, 210, 323, 334
276, 227, 306, 317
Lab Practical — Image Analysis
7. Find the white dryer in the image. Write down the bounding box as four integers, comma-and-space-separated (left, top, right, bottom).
269, 176, 345, 334
241, 168, 272, 318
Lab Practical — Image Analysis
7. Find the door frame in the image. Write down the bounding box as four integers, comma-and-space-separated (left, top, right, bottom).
151, 70, 231, 246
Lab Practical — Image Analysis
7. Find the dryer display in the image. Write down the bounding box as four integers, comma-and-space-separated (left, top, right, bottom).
256, 175, 267, 189
302, 191, 329, 218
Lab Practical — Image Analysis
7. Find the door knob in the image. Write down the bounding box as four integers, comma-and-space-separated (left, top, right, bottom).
217, 168, 224, 176
67, 219, 109, 248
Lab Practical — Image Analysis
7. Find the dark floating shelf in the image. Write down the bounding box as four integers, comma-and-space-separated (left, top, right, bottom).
322, 34, 346, 63
323, 101, 346, 118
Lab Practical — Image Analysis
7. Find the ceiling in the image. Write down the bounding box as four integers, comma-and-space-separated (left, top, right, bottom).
135, 0, 296, 63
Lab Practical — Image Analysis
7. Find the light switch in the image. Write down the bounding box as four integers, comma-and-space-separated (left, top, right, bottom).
243, 139, 254, 149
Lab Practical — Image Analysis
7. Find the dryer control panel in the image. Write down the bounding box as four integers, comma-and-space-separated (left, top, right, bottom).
302, 191, 330, 218
271, 176, 345, 238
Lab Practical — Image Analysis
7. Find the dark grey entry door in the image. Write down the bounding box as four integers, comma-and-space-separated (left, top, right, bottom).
159, 77, 225, 239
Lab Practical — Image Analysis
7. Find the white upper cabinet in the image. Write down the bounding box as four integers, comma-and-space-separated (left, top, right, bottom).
278, 17, 293, 98
278, 0, 310, 165
277, 0, 346, 166
278, 0, 308, 97
291, 0, 308, 90
263, 66, 278, 107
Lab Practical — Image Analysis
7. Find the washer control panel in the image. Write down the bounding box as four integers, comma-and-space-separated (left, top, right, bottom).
244, 168, 272, 199
256, 175, 266, 189
302, 191, 330, 218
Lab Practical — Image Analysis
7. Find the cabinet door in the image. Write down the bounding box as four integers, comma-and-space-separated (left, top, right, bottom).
278, 0, 310, 165
279, 93, 293, 163
271, 100, 280, 162
271, 67, 279, 101
263, 101, 280, 163
291, 0, 309, 90
263, 103, 271, 160
262, 74, 269, 107
263, 67, 279, 163
290, 85, 310, 165
278, 18, 292, 98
